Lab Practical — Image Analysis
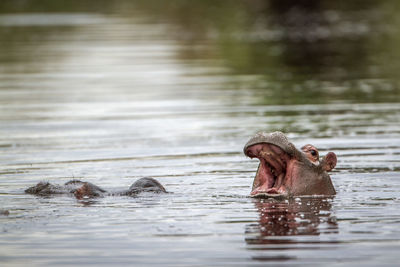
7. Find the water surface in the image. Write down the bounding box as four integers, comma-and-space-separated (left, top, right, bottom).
1, 1, 400, 266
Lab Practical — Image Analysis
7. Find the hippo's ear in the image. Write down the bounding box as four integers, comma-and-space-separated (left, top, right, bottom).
321, 152, 337, 172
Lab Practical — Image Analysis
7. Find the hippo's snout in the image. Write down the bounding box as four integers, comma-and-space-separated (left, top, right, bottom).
244, 131, 296, 158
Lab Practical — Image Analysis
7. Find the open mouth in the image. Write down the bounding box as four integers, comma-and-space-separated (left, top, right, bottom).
245, 143, 290, 198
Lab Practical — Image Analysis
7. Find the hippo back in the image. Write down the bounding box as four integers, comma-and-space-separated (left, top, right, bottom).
129, 177, 167, 193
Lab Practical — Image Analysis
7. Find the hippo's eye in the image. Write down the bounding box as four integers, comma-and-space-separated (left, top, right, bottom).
310, 150, 317, 156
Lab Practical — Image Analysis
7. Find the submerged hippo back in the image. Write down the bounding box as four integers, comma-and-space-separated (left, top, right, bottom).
129, 177, 167, 193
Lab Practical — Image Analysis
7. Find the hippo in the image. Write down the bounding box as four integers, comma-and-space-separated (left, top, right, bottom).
244, 131, 337, 198
25, 177, 167, 199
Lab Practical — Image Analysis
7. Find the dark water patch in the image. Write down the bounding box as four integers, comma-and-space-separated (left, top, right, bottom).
252, 255, 295, 261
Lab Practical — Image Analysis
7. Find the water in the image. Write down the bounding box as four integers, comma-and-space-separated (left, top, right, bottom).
1, 1, 400, 266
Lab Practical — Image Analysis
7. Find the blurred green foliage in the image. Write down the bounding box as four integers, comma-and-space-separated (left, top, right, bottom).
1, 0, 399, 104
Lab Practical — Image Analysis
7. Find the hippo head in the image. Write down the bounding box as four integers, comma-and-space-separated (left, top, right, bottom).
244, 131, 337, 198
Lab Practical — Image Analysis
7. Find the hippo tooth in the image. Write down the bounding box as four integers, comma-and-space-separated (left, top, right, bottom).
274, 173, 285, 189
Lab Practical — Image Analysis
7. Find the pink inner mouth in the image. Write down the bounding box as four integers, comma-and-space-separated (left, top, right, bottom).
245, 143, 290, 196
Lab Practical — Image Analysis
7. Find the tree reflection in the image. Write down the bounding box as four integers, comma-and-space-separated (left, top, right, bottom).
128, 0, 400, 104
245, 197, 338, 246
1, 0, 399, 103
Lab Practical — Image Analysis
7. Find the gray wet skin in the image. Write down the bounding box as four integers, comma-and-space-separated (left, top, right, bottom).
244, 131, 337, 198
25, 177, 167, 199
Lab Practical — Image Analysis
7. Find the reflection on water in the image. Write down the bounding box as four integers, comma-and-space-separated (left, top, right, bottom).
127, 0, 400, 104
1, 0, 400, 266
245, 198, 338, 263
246, 198, 337, 243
